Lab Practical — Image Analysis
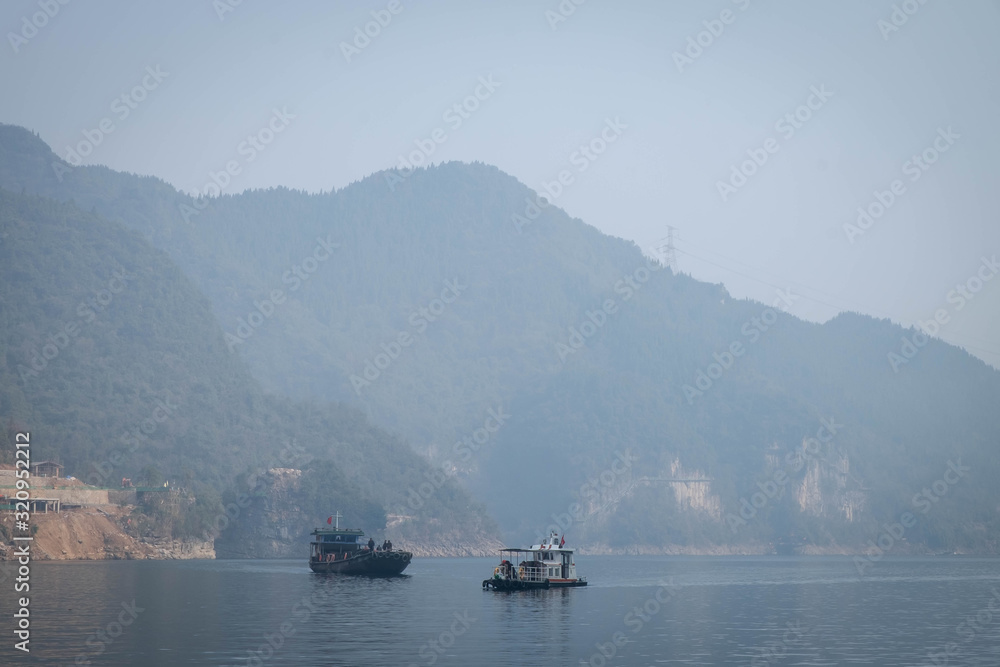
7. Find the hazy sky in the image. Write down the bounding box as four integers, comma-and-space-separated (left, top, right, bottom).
3, 0, 998, 367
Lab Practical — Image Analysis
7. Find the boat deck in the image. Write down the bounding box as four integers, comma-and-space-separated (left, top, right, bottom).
482, 577, 587, 591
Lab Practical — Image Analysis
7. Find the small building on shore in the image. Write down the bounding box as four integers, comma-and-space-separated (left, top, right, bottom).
30, 461, 64, 478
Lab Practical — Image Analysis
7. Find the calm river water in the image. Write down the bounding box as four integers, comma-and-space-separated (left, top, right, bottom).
2, 556, 999, 665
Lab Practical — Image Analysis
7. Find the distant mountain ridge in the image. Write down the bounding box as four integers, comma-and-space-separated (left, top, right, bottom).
2, 122, 998, 553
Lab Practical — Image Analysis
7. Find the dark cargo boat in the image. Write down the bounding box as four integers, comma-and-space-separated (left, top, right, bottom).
308, 515, 411, 576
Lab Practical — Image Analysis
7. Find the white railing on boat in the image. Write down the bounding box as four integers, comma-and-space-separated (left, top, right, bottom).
501, 566, 558, 583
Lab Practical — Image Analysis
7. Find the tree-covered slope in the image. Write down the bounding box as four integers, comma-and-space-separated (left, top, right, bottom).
0, 186, 498, 551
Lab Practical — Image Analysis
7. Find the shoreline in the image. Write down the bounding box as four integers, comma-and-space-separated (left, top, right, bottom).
7, 545, 998, 561
3, 503, 994, 561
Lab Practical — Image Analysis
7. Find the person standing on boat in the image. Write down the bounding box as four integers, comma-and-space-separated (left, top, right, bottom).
367, 536, 375, 551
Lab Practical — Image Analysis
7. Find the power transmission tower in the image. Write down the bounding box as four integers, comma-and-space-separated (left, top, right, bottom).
658, 225, 678, 273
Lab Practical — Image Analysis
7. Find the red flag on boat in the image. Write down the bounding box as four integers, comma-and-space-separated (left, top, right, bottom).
560, 534, 565, 547
327, 515, 333, 525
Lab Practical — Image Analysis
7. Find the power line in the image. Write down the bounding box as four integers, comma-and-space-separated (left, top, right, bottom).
672, 240, 1000, 359
674, 248, 850, 312
673, 233, 867, 311
935, 336, 1000, 358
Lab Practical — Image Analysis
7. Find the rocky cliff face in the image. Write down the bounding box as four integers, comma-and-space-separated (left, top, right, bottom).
667, 458, 722, 519
214, 468, 310, 559
792, 442, 866, 523
566, 447, 871, 554
0, 507, 213, 561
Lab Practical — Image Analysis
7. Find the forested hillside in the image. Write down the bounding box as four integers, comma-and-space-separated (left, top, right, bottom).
0, 186, 498, 550
2, 123, 998, 552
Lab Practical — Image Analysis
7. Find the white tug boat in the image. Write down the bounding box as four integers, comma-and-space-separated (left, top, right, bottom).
482, 531, 588, 591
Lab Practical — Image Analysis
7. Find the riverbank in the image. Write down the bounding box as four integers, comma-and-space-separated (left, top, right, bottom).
0, 506, 212, 560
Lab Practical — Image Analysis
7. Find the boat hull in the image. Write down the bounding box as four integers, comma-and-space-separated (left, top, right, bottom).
482, 578, 587, 591
310, 550, 412, 576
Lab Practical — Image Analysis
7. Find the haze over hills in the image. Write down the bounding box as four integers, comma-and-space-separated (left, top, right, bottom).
0, 177, 499, 554
2, 123, 999, 553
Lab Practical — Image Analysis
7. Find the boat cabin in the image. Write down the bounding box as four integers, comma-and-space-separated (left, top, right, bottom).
499, 531, 580, 584
310, 527, 365, 563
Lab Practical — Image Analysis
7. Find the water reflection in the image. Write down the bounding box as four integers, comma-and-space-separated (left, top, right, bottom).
491, 587, 574, 663
2, 557, 1000, 665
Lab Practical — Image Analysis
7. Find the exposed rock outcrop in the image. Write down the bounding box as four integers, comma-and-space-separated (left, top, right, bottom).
0, 507, 213, 560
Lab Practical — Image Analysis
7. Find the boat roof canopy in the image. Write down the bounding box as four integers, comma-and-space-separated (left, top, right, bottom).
312, 528, 365, 535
